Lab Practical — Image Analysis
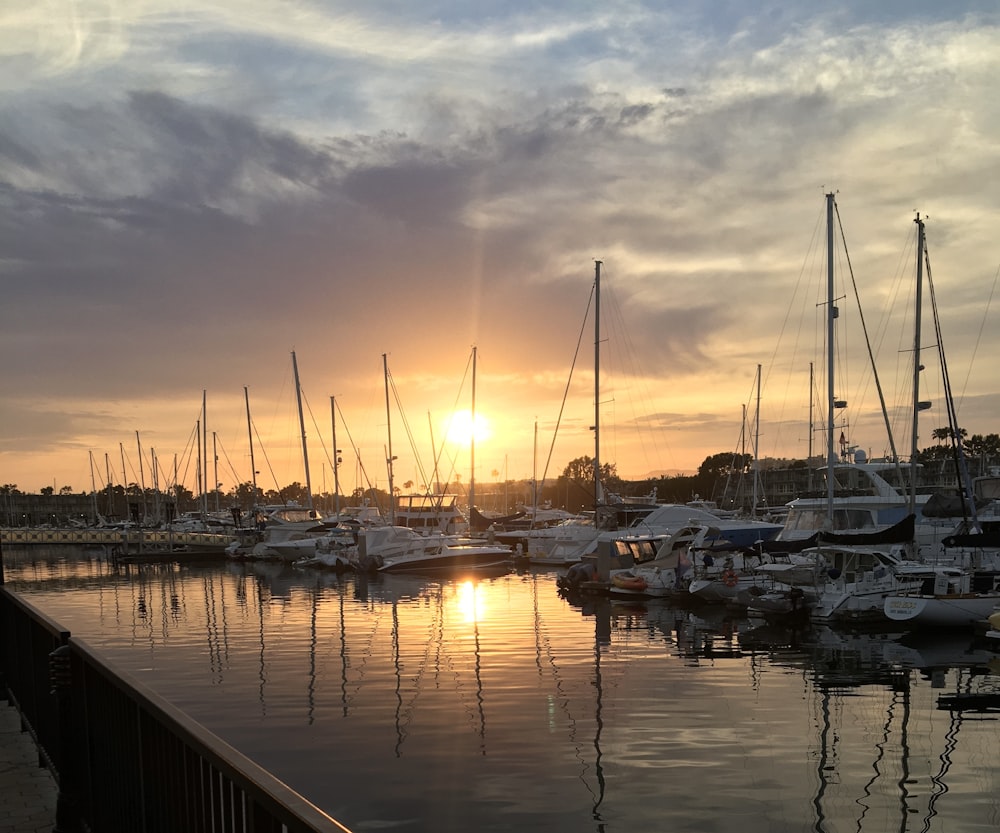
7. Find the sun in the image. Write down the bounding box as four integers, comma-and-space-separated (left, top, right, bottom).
445, 410, 492, 446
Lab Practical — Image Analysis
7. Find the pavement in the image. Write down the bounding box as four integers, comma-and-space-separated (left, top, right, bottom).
0, 700, 57, 833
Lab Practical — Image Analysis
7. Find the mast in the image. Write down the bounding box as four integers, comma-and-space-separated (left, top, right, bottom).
291, 351, 314, 510
383, 353, 396, 524
88, 451, 98, 524
532, 418, 538, 518
470, 345, 477, 516
909, 214, 925, 516
245, 386, 258, 508
808, 362, 814, 493
330, 396, 341, 517
150, 447, 160, 524
593, 260, 603, 509
825, 192, 836, 523
752, 363, 761, 516
427, 411, 440, 494
202, 390, 209, 517
212, 432, 220, 513
136, 430, 146, 524
120, 442, 129, 522
104, 453, 113, 520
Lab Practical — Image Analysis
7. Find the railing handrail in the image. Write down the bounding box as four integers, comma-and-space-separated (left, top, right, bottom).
1, 585, 354, 833
2, 586, 71, 642
69, 635, 352, 832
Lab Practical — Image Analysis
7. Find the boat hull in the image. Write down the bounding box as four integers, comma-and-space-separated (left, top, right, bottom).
378, 546, 513, 573
884, 594, 1000, 627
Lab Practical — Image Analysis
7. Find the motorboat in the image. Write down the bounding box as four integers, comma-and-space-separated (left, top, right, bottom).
350, 525, 514, 573
393, 494, 469, 535
884, 568, 1000, 627
746, 543, 957, 626
275, 526, 360, 569
225, 503, 327, 560
528, 503, 781, 568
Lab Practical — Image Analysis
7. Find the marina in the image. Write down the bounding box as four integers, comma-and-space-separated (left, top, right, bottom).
3, 544, 999, 832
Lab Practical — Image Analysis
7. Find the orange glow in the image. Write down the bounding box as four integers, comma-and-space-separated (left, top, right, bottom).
444, 410, 492, 447
455, 580, 485, 623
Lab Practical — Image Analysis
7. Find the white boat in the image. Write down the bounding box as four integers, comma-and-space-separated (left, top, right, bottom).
884, 569, 1000, 627
748, 543, 956, 625
225, 502, 327, 560
350, 525, 513, 573
528, 503, 781, 568
601, 531, 690, 599
515, 516, 596, 565
393, 493, 469, 535
688, 549, 818, 604
986, 607, 1000, 641
272, 526, 359, 567
377, 541, 513, 573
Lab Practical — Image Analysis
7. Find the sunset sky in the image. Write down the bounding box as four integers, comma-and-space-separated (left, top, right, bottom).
2, 2, 998, 499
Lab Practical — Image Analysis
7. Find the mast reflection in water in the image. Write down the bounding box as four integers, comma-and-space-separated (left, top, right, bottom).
5, 546, 1000, 833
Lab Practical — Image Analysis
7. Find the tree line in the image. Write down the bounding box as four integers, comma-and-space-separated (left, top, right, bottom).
3, 428, 998, 523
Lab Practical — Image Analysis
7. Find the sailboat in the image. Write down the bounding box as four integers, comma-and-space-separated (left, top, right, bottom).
352, 352, 513, 574
557, 265, 782, 590
882, 214, 1000, 627
227, 352, 325, 561
523, 263, 674, 569
767, 196, 938, 552
745, 196, 950, 625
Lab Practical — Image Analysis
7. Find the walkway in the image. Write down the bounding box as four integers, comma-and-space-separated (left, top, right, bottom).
0, 700, 57, 833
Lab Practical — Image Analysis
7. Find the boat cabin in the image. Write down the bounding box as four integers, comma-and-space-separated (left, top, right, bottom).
395, 494, 467, 535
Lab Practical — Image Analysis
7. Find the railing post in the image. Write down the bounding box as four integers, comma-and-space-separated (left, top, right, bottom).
49, 644, 84, 833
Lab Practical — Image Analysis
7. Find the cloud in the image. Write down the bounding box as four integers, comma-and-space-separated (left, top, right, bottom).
1, 3, 998, 490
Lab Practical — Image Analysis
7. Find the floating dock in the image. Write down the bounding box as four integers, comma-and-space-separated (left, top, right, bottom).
0, 527, 236, 554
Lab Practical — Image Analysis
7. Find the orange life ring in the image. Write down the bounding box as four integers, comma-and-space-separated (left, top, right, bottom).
612, 573, 649, 592
721, 569, 738, 588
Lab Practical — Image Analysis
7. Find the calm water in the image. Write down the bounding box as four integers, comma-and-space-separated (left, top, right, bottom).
4, 546, 1000, 832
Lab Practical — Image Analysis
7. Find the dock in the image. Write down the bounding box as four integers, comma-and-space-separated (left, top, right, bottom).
0, 701, 57, 833
1, 527, 237, 556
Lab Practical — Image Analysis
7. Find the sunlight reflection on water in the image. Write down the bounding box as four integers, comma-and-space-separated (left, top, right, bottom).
5, 546, 1000, 832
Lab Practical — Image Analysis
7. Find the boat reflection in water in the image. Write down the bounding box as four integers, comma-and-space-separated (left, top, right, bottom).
739, 619, 1000, 832
4, 547, 999, 832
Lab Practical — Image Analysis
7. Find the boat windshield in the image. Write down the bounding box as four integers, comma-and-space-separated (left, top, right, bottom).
783, 507, 876, 533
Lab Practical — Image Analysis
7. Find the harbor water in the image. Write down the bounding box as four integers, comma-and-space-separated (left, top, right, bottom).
4, 545, 999, 832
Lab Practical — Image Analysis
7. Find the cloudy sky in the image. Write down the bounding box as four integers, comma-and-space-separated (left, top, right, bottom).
2, 1, 998, 500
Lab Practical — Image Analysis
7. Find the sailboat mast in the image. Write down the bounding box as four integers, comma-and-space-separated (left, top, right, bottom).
383, 353, 396, 524
105, 453, 112, 519
244, 386, 258, 508
330, 396, 341, 517
753, 363, 761, 516
593, 260, 603, 509
909, 215, 925, 515
427, 411, 440, 494
202, 390, 208, 517
825, 193, 836, 522
136, 430, 148, 524
120, 442, 129, 521
532, 418, 538, 517
470, 345, 477, 516
88, 451, 98, 524
291, 351, 314, 510
212, 432, 220, 513
808, 362, 814, 492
